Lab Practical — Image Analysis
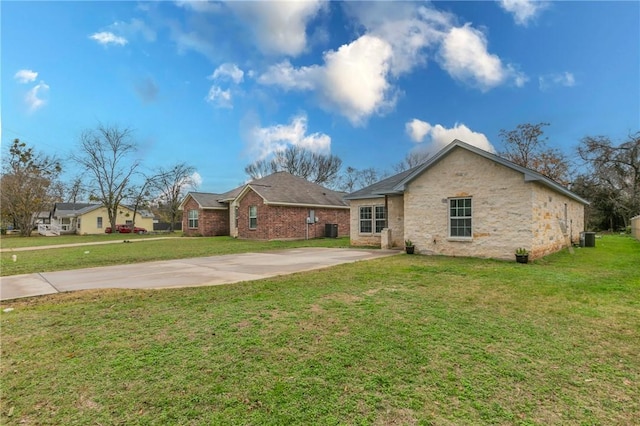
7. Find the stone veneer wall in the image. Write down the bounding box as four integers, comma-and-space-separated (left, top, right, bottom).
181, 196, 229, 237
350, 195, 404, 247
237, 188, 350, 240
402, 147, 586, 260
530, 182, 584, 258
404, 147, 534, 260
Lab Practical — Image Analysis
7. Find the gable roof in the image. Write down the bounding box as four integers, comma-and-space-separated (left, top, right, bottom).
239, 172, 349, 208
52, 203, 96, 218
345, 139, 589, 205
181, 192, 229, 210
181, 172, 349, 210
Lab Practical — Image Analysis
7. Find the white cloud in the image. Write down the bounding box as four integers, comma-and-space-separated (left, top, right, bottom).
257, 60, 319, 91
189, 171, 203, 189
248, 114, 331, 161
438, 24, 527, 91
498, 0, 549, 26
25, 81, 50, 112
210, 63, 244, 84
90, 31, 128, 46
227, 0, 326, 56
344, 2, 452, 76
406, 119, 432, 143
205, 86, 232, 108
14, 69, 38, 84
405, 120, 494, 155
539, 71, 576, 91
259, 35, 395, 126
319, 35, 395, 125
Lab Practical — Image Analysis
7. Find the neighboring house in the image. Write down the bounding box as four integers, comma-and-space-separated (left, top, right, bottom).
41, 203, 154, 235
345, 140, 589, 260
180, 172, 350, 240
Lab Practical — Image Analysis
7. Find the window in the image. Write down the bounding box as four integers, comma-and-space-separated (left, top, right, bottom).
97, 217, 103, 229
359, 206, 372, 233
449, 198, 472, 238
359, 205, 386, 234
188, 209, 199, 228
234, 206, 239, 229
249, 206, 257, 229
375, 206, 386, 233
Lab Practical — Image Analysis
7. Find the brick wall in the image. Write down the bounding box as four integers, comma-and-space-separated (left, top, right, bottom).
181, 196, 229, 237
237, 188, 350, 240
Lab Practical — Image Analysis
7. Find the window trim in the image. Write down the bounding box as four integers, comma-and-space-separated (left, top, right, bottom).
188, 209, 199, 229
448, 197, 472, 240
249, 206, 257, 230
359, 205, 386, 235
96, 217, 102, 229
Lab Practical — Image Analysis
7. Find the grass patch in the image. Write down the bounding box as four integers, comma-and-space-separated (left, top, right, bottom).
0, 237, 353, 276
1, 235, 638, 424
0, 232, 171, 249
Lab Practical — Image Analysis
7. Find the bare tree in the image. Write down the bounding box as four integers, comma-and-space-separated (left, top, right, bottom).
336, 166, 384, 193
499, 122, 571, 185
65, 175, 86, 203
393, 150, 431, 173
245, 146, 342, 186
152, 163, 198, 232
72, 124, 140, 232
0, 139, 62, 236
575, 131, 640, 230
245, 158, 278, 180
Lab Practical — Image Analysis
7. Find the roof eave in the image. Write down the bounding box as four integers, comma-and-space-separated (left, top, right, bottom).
264, 201, 350, 209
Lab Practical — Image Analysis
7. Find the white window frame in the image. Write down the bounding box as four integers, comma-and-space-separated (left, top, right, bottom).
449, 197, 472, 239
359, 205, 386, 235
188, 209, 199, 229
249, 206, 257, 230
97, 216, 103, 229
375, 206, 386, 233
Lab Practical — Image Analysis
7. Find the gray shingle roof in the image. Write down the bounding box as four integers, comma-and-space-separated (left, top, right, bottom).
188, 192, 228, 209
346, 139, 589, 205
343, 166, 419, 200
182, 172, 349, 209
52, 203, 154, 218
245, 172, 349, 207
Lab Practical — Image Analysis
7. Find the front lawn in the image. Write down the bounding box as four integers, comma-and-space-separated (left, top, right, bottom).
0, 236, 353, 276
1, 235, 638, 424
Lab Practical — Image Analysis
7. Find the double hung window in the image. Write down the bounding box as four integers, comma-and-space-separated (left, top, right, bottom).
449, 198, 472, 238
188, 210, 199, 228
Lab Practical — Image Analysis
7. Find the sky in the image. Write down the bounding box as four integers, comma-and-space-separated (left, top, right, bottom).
2, 0, 639, 193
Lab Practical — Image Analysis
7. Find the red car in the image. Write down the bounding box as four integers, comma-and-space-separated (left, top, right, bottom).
105, 224, 147, 234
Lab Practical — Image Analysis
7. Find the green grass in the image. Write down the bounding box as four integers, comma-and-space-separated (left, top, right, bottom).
0, 236, 353, 276
1, 235, 638, 425
0, 231, 178, 249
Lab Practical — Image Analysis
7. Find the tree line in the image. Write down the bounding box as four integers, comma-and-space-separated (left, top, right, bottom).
2, 122, 638, 236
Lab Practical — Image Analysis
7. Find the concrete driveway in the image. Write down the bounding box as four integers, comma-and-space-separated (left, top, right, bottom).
0, 248, 398, 301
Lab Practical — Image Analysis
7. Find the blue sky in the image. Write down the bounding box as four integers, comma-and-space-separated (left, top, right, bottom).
3, 1, 639, 192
